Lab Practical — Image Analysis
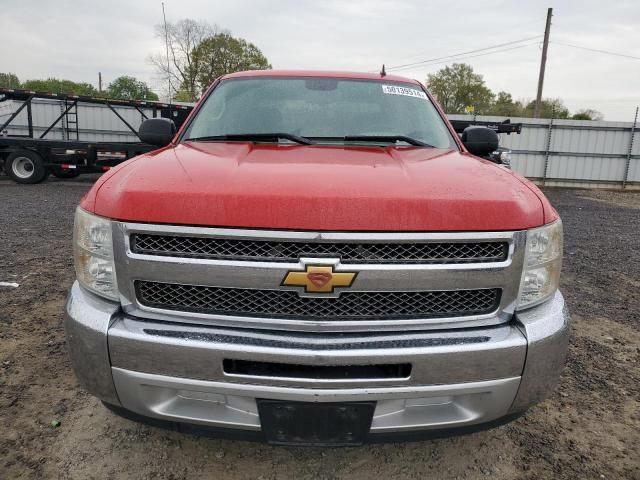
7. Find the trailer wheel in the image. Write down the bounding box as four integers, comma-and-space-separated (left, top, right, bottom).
52, 169, 81, 179
4, 150, 49, 184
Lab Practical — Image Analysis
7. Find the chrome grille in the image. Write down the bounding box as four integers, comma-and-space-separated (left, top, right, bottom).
130, 234, 508, 264
135, 281, 501, 320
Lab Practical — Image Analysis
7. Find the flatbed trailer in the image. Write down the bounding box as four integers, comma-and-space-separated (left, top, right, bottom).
449, 118, 522, 135
0, 88, 194, 183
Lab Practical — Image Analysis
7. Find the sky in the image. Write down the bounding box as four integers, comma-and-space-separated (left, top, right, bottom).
1, 0, 639, 120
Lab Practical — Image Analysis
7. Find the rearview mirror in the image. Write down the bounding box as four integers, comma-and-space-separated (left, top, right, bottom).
461, 126, 499, 157
139, 118, 176, 147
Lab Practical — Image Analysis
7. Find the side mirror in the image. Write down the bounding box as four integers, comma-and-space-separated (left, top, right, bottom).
461, 126, 499, 157
139, 118, 176, 147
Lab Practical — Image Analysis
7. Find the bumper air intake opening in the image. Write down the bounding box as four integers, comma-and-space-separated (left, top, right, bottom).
223, 359, 412, 380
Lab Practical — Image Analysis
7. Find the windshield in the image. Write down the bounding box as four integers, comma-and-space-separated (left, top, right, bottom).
183, 77, 457, 149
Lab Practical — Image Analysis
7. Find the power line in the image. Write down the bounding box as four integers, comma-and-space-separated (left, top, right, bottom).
388, 42, 541, 72
385, 35, 543, 71
385, 20, 542, 66
552, 41, 640, 61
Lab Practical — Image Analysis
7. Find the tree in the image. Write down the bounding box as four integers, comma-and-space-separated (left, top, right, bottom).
425, 63, 603, 119
426, 63, 494, 114
106, 76, 159, 101
192, 33, 271, 92
486, 91, 525, 117
172, 88, 194, 102
21, 78, 97, 96
0, 72, 21, 88
523, 98, 570, 119
150, 19, 219, 101
572, 109, 603, 121
150, 19, 271, 101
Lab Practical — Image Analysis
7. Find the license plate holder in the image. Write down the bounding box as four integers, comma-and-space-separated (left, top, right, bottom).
257, 400, 376, 446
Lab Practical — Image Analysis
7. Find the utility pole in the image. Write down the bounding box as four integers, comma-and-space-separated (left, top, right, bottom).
534, 7, 553, 118
98, 72, 103, 93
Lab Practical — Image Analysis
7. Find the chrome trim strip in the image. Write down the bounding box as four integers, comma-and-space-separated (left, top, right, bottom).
112, 223, 527, 332
121, 222, 519, 242
112, 366, 520, 402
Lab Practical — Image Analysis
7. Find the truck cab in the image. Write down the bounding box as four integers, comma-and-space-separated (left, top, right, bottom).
65, 70, 569, 445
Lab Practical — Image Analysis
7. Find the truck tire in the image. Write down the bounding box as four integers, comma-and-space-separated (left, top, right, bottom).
4, 150, 49, 184
52, 169, 81, 179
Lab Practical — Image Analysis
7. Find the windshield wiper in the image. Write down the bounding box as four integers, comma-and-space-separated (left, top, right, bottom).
341, 135, 434, 147
184, 133, 315, 145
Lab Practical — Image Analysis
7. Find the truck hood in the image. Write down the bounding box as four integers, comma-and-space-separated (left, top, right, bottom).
85, 142, 549, 231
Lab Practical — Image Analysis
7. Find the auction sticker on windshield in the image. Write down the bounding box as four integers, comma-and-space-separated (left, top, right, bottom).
381, 85, 427, 99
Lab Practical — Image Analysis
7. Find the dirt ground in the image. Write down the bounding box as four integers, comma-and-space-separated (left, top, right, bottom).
1, 175, 638, 480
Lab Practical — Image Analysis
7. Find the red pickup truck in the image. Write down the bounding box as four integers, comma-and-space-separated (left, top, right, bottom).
65, 70, 569, 445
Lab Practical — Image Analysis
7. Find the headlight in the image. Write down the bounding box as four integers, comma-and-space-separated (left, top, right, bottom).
517, 219, 563, 309
73, 207, 118, 301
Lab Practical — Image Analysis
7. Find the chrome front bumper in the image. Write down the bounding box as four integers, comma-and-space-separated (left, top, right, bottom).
65, 282, 569, 438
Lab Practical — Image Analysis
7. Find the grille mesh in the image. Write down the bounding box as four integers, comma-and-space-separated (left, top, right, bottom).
135, 281, 501, 320
130, 234, 508, 264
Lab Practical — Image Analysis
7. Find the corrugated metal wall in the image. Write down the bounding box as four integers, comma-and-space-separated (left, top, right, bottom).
449, 113, 640, 189
0, 98, 151, 142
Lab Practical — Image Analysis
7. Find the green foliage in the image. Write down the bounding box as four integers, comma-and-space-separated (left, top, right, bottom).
150, 19, 214, 102
21, 78, 98, 96
191, 33, 271, 94
523, 98, 570, 119
571, 109, 603, 121
486, 91, 525, 117
173, 88, 194, 102
150, 19, 271, 101
106, 76, 159, 101
426, 63, 495, 114
426, 64, 602, 119
0, 72, 21, 88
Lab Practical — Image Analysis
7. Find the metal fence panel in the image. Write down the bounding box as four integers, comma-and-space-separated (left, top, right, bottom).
547, 155, 627, 181
510, 153, 546, 178
448, 111, 639, 189
628, 157, 640, 182
551, 126, 630, 156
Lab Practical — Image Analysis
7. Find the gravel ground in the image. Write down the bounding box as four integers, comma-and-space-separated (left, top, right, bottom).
0, 175, 638, 480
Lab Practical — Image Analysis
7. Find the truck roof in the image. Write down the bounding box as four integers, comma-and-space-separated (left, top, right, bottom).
222, 69, 421, 85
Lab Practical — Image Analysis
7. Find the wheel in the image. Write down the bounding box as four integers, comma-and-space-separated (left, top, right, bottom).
4, 150, 49, 184
52, 169, 81, 179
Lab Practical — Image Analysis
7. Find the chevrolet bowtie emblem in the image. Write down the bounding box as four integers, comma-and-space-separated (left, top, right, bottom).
282, 265, 357, 293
